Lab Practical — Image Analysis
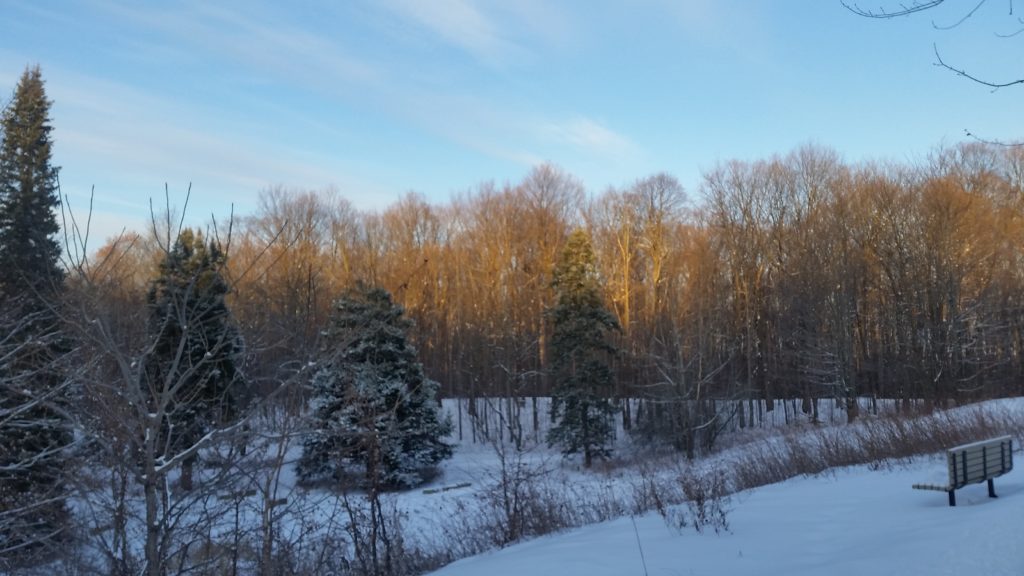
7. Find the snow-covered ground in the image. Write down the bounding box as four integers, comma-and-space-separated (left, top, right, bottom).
426, 456, 1023, 576
57, 398, 1023, 575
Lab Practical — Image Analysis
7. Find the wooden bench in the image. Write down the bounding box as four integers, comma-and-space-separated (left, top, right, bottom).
912, 436, 1014, 506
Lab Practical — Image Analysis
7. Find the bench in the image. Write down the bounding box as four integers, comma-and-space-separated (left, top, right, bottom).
912, 436, 1014, 506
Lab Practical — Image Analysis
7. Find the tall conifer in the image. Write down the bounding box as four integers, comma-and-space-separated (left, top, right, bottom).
0, 65, 62, 299
0, 65, 70, 556
547, 229, 619, 468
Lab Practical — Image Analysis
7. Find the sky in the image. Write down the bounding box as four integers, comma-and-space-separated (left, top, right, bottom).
2, 0, 1022, 244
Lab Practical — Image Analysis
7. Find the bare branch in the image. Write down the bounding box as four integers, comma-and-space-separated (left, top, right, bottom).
994, 21, 1024, 36
933, 43, 1024, 89
841, 0, 945, 18
846, 0, 1024, 90
931, 0, 987, 29
176, 182, 192, 241
963, 128, 1024, 147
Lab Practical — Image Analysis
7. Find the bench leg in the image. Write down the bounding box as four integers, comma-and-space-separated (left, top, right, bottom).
988, 478, 997, 498
948, 490, 956, 507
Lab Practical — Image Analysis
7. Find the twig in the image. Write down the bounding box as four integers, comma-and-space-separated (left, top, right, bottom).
931, 0, 986, 29
841, 0, 945, 18
933, 44, 1024, 90
963, 128, 1024, 147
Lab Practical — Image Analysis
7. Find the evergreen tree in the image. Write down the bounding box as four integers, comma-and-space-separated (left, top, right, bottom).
0, 65, 63, 299
298, 284, 452, 489
144, 228, 243, 490
547, 229, 620, 468
0, 65, 71, 557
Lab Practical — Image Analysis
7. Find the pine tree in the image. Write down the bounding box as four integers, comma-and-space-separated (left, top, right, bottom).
547, 229, 620, 468
0, 65, 63, 300
298, 284, 452, 489
0, 65, 71, 557
144, 228, 243, 490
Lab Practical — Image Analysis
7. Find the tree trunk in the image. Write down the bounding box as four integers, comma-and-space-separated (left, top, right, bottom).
846, 394, 859, 424
144, 475, 164, 576
180, 456, 194, 492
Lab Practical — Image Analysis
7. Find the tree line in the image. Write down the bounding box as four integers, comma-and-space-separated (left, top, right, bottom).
88, 139, 1024, 456
97, 143, 1022, 408
85, 130, 1024, 446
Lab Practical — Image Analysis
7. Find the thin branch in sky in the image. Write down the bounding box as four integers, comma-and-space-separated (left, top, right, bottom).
964, 128, 1024, 147
994, 16, 1024, 36
932, 43, 1024, 89
931, 0, 987, 29
841, 0, 945, 18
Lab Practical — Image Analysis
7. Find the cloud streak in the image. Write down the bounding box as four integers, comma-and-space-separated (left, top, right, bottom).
5, 0, 649, 228
379, 0, 527, 67
541, 117, 638, 159
93, 0, 386, 94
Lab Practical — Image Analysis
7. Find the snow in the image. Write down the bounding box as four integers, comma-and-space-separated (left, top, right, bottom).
61, 397, 1024, 574
427, 457, 1024, 576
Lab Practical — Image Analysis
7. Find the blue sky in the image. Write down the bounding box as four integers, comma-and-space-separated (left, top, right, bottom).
2, 0, 1021, 242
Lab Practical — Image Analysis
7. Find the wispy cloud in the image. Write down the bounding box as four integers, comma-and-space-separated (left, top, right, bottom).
5, 0, 643, 217
541, 117, 638, 159
497, 0, 578, 50
43, 69, 352, 208
63, 0, 592, 175
379, 0, 528, 67
140, 3, 376, 83
651, 0, 770, 60
6, 1, 399, 207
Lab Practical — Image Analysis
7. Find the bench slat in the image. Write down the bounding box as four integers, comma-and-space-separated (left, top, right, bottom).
912, 483, 952, 492
946, 438, 1013, 489
953, 452, 1012, 468
953, 453, 1010, 468
945, 435, 1013, 454
948, 460, 1010, 477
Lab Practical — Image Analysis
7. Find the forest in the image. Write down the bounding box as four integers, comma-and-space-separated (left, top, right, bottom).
80, 137, 1024, 447
93, 141, 1024, 423
4, 61, 1024, 574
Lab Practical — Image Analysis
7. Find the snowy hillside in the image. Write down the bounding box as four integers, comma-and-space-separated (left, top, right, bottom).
17, 397, 1021, 575
428, 458, 1024, 576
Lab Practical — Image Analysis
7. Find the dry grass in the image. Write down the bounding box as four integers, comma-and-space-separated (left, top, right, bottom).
727, 402, 1024, 494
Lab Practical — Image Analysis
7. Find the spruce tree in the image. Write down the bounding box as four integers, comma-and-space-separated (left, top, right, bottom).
0, 65, 71, 556
547, 229, 620, 468
144, 228, 243, 490
0, 65, 63, 298
298, 284, 452, 489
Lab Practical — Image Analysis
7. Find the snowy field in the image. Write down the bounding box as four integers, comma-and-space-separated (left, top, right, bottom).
49, 397, 1023, 575
427, 457, 1024, 576
247, 398, 1024, 575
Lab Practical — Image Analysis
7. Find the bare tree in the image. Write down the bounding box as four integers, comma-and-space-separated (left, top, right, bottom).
58, 196, 282, 575
231, 187, 349, 391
